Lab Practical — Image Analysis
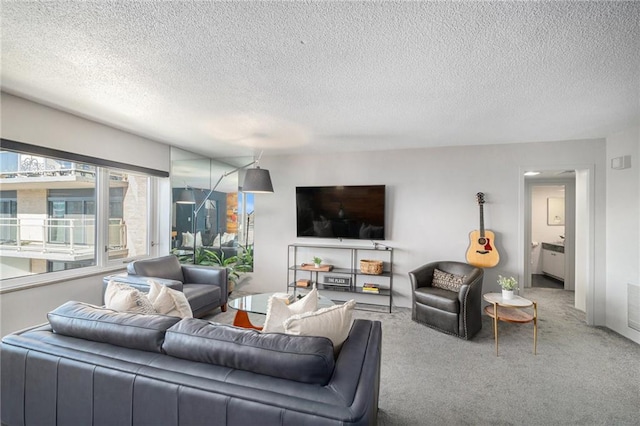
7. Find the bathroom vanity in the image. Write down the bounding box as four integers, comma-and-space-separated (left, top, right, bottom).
542, 242, 565, 282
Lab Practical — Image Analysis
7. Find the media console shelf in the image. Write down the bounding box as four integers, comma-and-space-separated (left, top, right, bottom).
287, 243, 393, 313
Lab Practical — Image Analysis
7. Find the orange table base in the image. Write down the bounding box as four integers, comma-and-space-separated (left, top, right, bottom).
233, 310, 263, 331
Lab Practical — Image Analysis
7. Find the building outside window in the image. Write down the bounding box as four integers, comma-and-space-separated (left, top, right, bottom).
0, 148, 152, 283
108, 169, 149, 260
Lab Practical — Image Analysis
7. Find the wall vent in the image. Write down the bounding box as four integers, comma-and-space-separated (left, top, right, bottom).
629, 283, 640, 332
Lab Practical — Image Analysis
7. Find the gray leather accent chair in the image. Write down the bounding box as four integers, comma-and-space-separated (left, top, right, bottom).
408, 261, 484, 339
103, 255, 228, 317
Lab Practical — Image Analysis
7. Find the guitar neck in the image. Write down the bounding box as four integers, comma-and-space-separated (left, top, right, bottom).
479, 203, 485, 237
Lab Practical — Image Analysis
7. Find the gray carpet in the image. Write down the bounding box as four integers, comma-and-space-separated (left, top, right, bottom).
205, 288, 640, 426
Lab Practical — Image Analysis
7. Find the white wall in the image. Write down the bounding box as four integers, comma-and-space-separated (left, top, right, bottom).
1, 92, 171, 173
0, 274, 109, 335
574, 170, 590, 313
250, 140, 608, 318
531, 186, 566, 246
606, 126, 640, 342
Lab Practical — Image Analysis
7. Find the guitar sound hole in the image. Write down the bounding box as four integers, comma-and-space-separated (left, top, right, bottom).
477, 238, 487, 245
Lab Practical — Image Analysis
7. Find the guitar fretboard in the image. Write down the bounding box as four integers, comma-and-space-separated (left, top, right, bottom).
479, 203, 485, 238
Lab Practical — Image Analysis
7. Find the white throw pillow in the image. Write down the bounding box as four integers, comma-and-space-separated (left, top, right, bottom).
147, 280, 193, 318
182, 232, 194, 248
104, 281, 156, 314
181, 232, 202, 248
283, 299, 356, 354
262, 288, 318, 333
221, 232, 235, 245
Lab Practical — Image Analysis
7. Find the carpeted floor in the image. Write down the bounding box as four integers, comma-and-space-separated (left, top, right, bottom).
205, 288, 640, 426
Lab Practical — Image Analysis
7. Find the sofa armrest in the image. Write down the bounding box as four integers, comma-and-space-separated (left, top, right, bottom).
181, 265, 228, 293
408, 263, 435, 290
457, 269, 483, 304
329, 319, 382, 422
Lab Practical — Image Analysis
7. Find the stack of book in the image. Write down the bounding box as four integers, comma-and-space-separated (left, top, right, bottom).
296, 279, 311, 288
272, 292, 295, 305
362, 283, 380, 293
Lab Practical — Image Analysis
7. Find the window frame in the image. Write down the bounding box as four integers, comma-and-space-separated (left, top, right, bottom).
0, 139, 167, 293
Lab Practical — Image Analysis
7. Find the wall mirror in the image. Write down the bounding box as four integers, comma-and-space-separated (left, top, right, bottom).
170, 148, 254, 275
547, 197, 565, 226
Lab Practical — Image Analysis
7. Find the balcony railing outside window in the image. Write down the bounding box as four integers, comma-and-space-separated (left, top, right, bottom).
0, 155, 96, 179
0, 217, 126, 254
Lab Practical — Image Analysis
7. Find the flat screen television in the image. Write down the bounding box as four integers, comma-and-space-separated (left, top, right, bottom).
296, 185, 386, 240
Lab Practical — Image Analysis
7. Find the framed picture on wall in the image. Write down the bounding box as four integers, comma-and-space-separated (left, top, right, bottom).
547, 197, 565, 225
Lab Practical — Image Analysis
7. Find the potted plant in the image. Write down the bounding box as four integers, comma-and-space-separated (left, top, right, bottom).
498, 275, 518, 299
204, 248, 253, 294
313, 256, 322, 268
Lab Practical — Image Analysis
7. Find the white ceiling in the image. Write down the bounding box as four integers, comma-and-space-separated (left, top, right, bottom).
2, 1, 639, 159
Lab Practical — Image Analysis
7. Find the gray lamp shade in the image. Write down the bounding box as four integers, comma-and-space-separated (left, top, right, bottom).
242, 167, 274, 193
176, 189, 196, 204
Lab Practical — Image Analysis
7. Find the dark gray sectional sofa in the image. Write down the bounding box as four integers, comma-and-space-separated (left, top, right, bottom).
0, 301, 382, 426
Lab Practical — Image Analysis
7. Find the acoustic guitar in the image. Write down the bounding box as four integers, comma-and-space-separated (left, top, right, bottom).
466, 192, 500, 268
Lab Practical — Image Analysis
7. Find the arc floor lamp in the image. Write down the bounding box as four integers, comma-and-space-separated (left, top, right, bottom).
175, 154, 274, 264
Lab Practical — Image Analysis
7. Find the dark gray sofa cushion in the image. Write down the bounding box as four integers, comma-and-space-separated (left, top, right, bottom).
182, 284, 221, 312
163, 318, 336, 385
48, 301, 181, 353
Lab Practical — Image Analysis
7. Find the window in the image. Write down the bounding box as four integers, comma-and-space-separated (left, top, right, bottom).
108, 169, 150, 260
0, 144, 156, 285
47, 188, 96, 249
0, 190, 17, 245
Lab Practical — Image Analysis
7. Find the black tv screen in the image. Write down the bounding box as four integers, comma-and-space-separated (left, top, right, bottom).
296, 185, 386, 240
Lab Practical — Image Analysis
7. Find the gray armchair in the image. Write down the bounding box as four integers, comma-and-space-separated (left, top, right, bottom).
103, 255, 228, 318
408, 261, 484, 339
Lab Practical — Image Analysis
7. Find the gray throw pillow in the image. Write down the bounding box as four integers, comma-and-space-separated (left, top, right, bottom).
432, 268, 466, 292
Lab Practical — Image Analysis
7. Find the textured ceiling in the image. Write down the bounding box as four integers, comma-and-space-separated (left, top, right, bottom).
2, 1, 639, 159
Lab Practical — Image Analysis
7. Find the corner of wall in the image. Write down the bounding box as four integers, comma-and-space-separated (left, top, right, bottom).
605, 126, 640, 344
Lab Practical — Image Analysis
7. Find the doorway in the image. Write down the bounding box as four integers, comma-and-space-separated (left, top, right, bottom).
527, 180, 574, 291
522, 168, 589, 318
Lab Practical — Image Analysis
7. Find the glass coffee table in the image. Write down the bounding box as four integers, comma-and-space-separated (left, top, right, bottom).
229, 292, 334, 330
